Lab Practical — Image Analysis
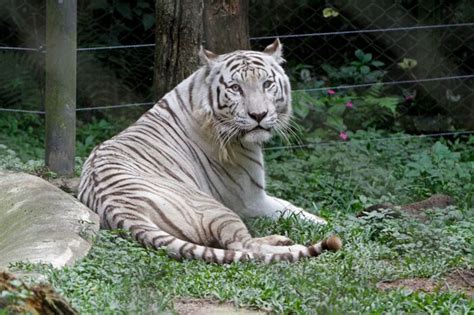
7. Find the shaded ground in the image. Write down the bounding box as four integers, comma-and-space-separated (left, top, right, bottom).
173, 299, 267, 315
377, 269, 474, 297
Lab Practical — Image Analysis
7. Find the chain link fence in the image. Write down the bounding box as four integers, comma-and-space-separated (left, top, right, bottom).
0, 0, 156, 118
1, 0, 473, 139
250, 0, 474, 134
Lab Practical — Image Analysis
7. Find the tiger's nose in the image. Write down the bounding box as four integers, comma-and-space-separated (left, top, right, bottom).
248, 111, 268, 122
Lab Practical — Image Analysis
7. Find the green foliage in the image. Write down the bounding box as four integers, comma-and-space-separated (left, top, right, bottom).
0, 116, 127, 172
292, 90, 351, 137
76, 118, 126, 157
0, 143, 43, 172
266, 131, 474, 210
404, 142, 473, 191
5, 131, 474, 314
363, 83, 399, 115
290, 50, 403, 139
321, 49, 386, 84
0, 114, 44, 161
356, 207, 472, 259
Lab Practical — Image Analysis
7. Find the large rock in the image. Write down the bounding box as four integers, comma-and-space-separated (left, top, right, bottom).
0, 171, 99, 269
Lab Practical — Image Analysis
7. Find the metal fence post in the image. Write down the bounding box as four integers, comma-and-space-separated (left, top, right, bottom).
45, 0, 77, 176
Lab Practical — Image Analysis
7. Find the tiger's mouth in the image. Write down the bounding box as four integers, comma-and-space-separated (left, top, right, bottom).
241, 125, 273, 143
251, 126, 271, 132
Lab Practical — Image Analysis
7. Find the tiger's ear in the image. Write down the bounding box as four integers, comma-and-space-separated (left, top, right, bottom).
199, 46, 218, 66
263, 38, 284, 64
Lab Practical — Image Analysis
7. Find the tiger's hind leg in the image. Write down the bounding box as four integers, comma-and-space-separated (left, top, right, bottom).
137, 183, 312, 255
96, 177, 337, 258
123, 177, 300, 251
191, 199, 299, 251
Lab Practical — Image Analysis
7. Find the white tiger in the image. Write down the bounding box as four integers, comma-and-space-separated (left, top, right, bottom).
78, 39, 341, 263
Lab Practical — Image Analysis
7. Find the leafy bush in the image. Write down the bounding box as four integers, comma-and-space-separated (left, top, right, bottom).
289, 50, 404, 140
76, 118, 127, 157
321, 49, 386, 85
0, 143, 43, 172
0, 114, 44, 161
404, 141, 474, 195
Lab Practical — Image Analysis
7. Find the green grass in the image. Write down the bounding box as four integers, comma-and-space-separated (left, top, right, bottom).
2, 130, 473, 314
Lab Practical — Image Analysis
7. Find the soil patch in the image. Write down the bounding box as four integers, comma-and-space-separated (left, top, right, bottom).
173, 298, 267, 315
359, 194, 454, 221
377, 269, 473, 297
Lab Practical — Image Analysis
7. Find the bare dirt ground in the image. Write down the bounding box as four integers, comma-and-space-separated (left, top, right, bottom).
377, 268, 474, 297
172, 298, 268, 315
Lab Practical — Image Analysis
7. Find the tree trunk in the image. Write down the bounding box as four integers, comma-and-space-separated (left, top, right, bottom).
154, 0, 204, 99
332, 0, 474, 129
154, 0, 249, 99
203, 0, 250, 53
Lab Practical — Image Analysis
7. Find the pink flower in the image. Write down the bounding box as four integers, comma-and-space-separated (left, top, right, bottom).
327, 89, 336, 95
339, 131, 349, 141
345, 100, 354, 108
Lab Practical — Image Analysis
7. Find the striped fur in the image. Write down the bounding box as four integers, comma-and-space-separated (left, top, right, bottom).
78, 40, 341, 263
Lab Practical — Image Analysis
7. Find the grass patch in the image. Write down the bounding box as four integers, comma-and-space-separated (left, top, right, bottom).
2, 130, 474, 313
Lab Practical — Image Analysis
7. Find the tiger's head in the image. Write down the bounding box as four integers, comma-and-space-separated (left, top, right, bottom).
199, 39, 292, 146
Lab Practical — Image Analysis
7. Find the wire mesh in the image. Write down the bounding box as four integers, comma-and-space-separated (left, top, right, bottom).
0, 0, 473, 139
249, 0, 474, 134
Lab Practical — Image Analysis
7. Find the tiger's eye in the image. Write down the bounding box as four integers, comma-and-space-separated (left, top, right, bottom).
263, 80, 273, 89
230, 84, 241, 92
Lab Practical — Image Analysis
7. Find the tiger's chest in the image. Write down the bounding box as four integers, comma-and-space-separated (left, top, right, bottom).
125, 106, 267, 212
187, 144, 267, 211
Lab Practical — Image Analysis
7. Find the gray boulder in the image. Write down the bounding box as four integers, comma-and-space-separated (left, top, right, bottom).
0, 171, 99, 269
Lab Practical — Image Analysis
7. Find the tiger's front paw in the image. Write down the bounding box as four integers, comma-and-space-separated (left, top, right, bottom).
297, 210, 327, 225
